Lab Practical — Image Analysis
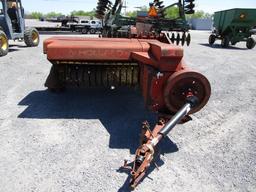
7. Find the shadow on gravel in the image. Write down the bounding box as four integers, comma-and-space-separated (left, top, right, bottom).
200, 43, 247, 50
19, 88, 179, 190
9, 44, 28, 49
8, 48, 20, 53
18, 88, 178, 154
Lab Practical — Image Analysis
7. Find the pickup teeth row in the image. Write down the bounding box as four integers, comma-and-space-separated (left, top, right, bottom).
54, 63, 140, 88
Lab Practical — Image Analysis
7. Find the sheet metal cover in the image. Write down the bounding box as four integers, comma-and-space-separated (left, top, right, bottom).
45, 38, 147, 61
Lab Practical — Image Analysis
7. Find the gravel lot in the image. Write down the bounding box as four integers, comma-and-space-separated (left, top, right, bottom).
0, 31, 255, 192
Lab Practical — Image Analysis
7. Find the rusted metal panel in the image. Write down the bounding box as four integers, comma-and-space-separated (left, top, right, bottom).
46, 40, 144, 61
43, 37, 148, 55
44, 38, 183, 62
44, 37, 200, 115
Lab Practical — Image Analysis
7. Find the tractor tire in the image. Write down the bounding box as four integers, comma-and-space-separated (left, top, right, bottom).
209, 34, 216, 45
221, 36, 229, 48
0, 30, 9, 57
246, 37, 256, 49
24, 28, 40, 47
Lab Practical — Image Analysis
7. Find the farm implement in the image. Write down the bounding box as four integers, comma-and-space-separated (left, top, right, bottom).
43, 37, 211, 188
96, 0, 196, 46
43, 0, 211, 189
209, 8, 256, 49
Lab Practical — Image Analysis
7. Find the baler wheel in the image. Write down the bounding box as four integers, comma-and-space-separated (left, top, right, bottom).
246, 37, 256, 49
208, 34, 216, 45
221, 36, 229, 48
164, 70, 211, 114
0, 30, 9, 57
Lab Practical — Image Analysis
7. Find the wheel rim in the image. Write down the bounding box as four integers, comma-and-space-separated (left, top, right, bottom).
0, 34, 8, 51
164, 70, 211, 114
32, 31, 39, 44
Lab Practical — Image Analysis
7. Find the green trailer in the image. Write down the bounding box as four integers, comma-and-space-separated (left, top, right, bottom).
209, 8, 256, 49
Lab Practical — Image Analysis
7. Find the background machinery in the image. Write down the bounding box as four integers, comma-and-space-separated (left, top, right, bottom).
209, 8, 256, 49
0, 0, 40, 57
96, 0, 196, 46
37, 16, 103, 34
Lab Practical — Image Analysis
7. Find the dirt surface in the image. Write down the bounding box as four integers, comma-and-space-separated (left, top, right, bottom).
0, 31, 255, 192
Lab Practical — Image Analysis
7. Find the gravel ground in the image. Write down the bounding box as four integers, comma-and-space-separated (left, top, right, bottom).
0, 31, 255, 192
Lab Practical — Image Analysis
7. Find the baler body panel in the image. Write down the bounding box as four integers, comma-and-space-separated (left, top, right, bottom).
44, 37, 210, 116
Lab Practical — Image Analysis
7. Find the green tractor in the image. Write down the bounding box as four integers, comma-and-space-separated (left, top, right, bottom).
0, 0, 40, 57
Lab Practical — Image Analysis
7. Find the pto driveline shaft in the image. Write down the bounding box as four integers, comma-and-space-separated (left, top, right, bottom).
159, 102, 191, 136
151, 96, 199, 146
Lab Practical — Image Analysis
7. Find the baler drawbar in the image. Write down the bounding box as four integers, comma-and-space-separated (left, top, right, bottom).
43, 37, 211, 188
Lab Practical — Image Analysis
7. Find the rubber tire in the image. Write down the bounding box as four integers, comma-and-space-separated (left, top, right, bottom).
81, 28, 88, 34
246, 37, 256, 49
89, 28, 96, 34
209, 34, 216, 45
0, 30, 9, 57
221, 36, 229, 48
24, 28, 40, 47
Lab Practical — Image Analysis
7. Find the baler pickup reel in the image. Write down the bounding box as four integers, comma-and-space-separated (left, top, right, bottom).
43, 36, 211, 189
